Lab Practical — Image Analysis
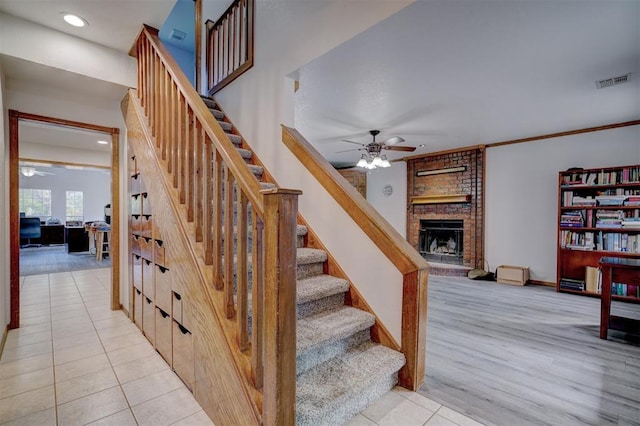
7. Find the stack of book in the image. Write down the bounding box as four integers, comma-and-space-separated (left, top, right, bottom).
624, 195, 640, 206
595, 195, 628, 206
560, 211, 583, 227
572, 196, 596, 206
622, 217, 640, 228
560, 277, 585, 291
595, 210, 623, 228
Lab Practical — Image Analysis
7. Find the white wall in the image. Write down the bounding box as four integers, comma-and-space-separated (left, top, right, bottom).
0, 59, 8, 335
486, 125, 640, 283
207, 0, 414, 342
0, 13, 136, 88
18, 167, 111, 223
366, 163, 407, 237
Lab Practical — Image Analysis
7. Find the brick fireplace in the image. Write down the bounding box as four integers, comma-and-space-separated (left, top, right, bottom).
407, 148, 484, 268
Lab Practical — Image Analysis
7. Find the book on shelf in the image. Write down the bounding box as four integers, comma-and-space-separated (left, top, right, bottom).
585, 266, 600, 293
560, 277, 585, 291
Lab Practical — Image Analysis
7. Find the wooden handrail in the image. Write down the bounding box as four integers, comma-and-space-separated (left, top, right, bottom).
282, 125, 429, 391
206, 0, 254, 95
133, 26, 299, 424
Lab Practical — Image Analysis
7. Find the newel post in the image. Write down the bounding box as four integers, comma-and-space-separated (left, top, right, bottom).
262, 188, 302, 426
399, 268, 428, 390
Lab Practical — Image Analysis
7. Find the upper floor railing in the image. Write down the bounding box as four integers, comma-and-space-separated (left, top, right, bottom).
134, 25, 297, 424
206, 0, 254, 95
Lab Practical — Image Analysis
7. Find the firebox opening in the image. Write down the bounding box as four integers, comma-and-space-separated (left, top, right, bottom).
419, 219, 463, 265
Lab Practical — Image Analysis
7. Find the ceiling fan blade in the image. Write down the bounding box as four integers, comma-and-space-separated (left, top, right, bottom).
381, 136, 405, 145
336, 148, 365, 153
384, 145, 416, 152
35, 171, 55, 176
341, 139, 366, 146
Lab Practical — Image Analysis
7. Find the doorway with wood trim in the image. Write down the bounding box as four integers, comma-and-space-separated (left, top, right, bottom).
8, 110, 121, 330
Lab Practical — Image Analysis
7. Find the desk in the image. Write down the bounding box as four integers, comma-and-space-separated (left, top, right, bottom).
599, 257, 640, 339
66, 227, 89, 253
41, 225, 65, 245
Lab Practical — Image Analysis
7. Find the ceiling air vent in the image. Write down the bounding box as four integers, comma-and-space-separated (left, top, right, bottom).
596, 73, 631, 89
170, 29, 186, 41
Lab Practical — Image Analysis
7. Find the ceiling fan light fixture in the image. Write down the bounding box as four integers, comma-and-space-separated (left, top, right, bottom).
356, 155, 369, 168
372, 156, 384, 167
21, 167, 36, 177
380, 156, 391, 168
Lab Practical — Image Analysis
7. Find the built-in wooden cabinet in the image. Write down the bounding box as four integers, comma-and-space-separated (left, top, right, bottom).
128, 150, 194, 388
557, 164, 640, 302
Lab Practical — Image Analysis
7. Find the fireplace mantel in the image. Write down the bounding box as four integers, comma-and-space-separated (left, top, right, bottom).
410, 194, 470, 205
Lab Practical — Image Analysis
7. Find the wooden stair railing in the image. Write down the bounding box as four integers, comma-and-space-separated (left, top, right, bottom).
282, 126, 430, 391
132, 25, 299, 424
206, 0, 254, 95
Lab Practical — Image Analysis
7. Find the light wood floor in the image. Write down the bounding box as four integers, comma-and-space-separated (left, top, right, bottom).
420, 275, 640, 426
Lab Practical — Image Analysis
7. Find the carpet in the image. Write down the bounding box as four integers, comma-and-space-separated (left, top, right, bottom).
19, 245, 111, 276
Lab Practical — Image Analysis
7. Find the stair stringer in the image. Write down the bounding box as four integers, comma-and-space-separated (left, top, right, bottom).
122, 91, 261, 425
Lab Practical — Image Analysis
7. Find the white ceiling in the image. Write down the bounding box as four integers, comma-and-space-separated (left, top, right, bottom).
0, 0, 175, 154
295, 0, 640, 167
0, 0, 175, 53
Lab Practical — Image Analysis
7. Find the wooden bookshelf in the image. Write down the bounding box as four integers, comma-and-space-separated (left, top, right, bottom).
557, 164, 640, 300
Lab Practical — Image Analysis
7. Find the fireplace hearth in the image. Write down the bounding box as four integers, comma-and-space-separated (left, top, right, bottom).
418, 219, 463, 265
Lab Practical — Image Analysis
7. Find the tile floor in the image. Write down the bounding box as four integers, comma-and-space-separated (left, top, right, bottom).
1, 268, 484, 426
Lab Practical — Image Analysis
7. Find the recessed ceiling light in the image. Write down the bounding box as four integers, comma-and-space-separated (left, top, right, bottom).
419, 144, 426, 147
62, 13, 88, 27
97, 140, 109, 145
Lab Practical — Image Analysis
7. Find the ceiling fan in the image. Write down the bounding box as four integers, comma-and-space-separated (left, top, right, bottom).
20, 166, 54, 177
337, 130, 416, 169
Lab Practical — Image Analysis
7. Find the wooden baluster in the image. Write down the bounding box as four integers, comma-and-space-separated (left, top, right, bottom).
251, 211, 264, 389
154, 55, 161, 139
148, 51, 155, 134
144, 40, 151, 113
167, 81, 174, 174
246, 0, 254, 66
186, 106, 194, 218
226, 18, 231, 77
178, 93, 186, 204
224, 166, 236, 318
212, 151, 223, 289
238, 0, 246, 65
136, 39, 144, 105
195, 120, 204, 242
237, 190, 249, 351
232, 5, 237, 72
157, 65, 165, 151
172, 84, 180, 188
262, 189, 300, 426
161, 69, 169, 160
204, 134, 213, 264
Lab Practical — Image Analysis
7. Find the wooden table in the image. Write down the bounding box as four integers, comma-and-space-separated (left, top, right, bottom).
599, 256, 640, 339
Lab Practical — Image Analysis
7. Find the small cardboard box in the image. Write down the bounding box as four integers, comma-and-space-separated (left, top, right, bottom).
497, 265, 529, 286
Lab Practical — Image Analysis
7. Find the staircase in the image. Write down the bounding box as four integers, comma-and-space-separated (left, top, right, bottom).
201, 96, 406, 425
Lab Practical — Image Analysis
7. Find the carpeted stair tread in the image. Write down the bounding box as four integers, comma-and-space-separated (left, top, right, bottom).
296, 342, 406, 426
200, 96, 216, 108
297, 224, 308, 236
297, 274, 349, 305
227, 134, 242, 145
260, 182, 276, 190
296, 248, 327, 265
209, 108, 224, 120
218, 120, 233, 132
248, 164, 263, 177
236, 147, 252, 160
297, 306, 374, 354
